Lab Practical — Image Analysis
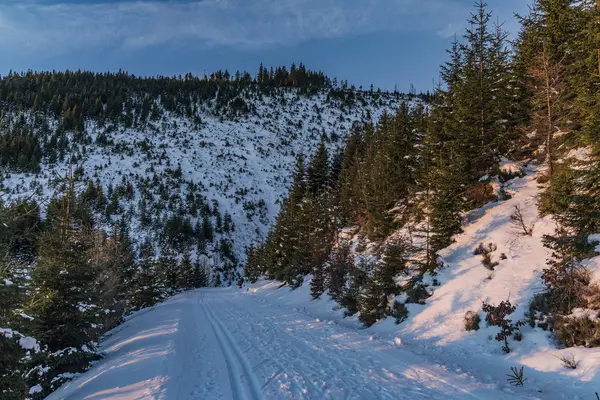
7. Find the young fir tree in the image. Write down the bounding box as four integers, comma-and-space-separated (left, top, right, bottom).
540, 230, 593, 315
156, 247, 179, 295
130, 240, 161, 310
307, 136, 330, 196
0, 243, 28, 399
327, 243, 352, 303
90, 224, 135, 331
24, 192, 102, 395
357, 239, 409, 326
310, 262, 326, 299
341, 257, 365, 316
177, 252, 196, 290
305, 201, 332, 296
0, 199, 42, 398
0, 329, 27, 400
193, 258, 210, 288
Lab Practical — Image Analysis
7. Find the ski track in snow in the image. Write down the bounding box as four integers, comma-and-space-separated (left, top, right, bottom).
47, 288, 514, 400
200, 291, 265, 400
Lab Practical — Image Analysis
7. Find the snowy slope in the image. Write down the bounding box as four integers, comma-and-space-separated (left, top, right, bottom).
46, 163, 600, 400
244, 164, 600, 399
1, 90, 409, 270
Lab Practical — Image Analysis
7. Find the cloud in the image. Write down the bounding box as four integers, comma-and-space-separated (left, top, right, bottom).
0, 0, 473, 57
437, 23, 464, 39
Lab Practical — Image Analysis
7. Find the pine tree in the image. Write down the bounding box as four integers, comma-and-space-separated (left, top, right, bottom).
156, 246, 180, 294
307, 136, 330, 195
358, 239, 409, 326
177, 252, 196, 290
193, 258, 209, 288
327, 243, 351, 302
0, 329, 27, 400
23, 192, 103, 395
130, 241, 161, 310
310, 262, 326, 299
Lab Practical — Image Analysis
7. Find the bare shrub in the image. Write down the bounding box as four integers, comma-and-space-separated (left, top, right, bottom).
510, 204, 534, 236
474, 242, 499, 270
481, 252, 500, 271
465, 182, 496, 208
464, 311, 481, 331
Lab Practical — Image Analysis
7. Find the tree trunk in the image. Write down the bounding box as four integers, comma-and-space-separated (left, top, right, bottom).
543, 44, 554, 178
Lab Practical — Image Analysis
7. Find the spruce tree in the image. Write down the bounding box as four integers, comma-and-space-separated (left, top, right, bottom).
193, 258, 209, 288
26, 227, 99, 349
310, 262, 326, 299
177, 252, 196, 290
156, 247, 178, 295
130, 241, 161, 310
307, 136, 330, 196
358, 239, 409, 326
327, 243, 351, 302
23, 191, 103, 395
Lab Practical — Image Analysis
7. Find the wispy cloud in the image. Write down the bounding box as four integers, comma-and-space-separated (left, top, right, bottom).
437, 23, 464, 39
0, 0, 471, 57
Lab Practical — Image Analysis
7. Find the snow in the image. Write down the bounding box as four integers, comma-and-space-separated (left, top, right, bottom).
44, 163, 600, 399
568, 308, 600, 322
237, 164, 600, 398
19, 312, 34, 321
47, 287, 517, 400
29, 385, 43, 395
1, 327, 14, 338
1, 90, 411, 269
0, 113, 588, 400
1, 327, 41, 353
498, 156, 522, 174
19, 336, 41, 352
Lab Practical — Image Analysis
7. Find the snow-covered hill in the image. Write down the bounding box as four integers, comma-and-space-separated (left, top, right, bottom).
1, 88, 410, 281
244, 164, 600, 399
45, 163, 600, 399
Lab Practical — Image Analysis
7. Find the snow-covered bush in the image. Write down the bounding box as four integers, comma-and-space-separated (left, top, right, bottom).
554, 311, 600, 348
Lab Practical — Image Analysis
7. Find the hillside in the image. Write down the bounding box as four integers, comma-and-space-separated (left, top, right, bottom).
4, 1, 600, 399
1, 79, 411, 283
45, 164, 600, 399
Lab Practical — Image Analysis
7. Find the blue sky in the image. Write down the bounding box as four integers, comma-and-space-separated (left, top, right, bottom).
0, 0, 530, 92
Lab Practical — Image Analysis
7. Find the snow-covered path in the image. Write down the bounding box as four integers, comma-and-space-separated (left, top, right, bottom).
48, 288, 513, 400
